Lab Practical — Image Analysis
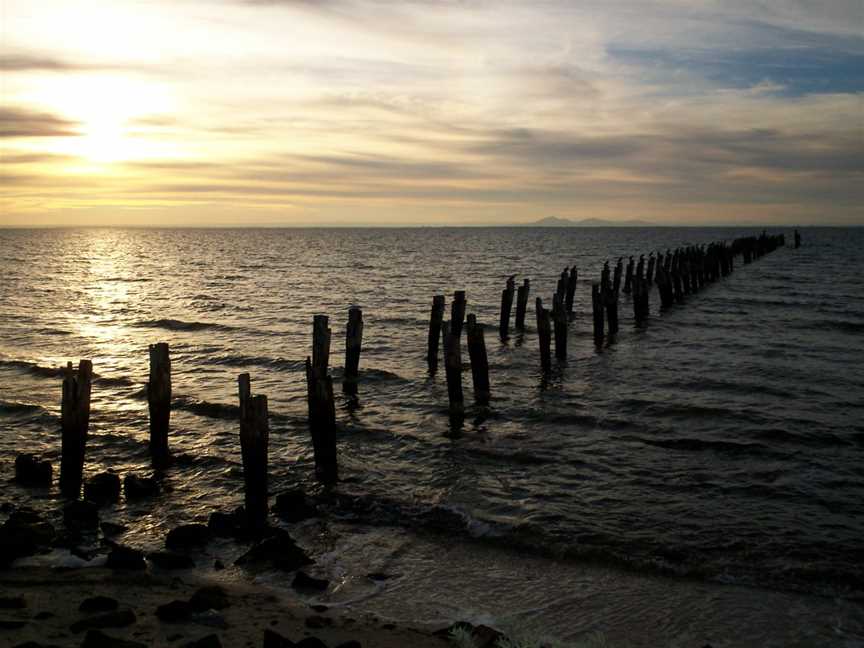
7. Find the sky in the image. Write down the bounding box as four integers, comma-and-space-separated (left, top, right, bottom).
1, 0, 862, 226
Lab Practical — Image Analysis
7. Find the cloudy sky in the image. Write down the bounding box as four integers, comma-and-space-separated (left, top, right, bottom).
1, 0, 862, 226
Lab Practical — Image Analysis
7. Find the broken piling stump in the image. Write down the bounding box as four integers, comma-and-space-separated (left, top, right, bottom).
238, 373, 269, 533
565, 266, 578, 320
306, 315, 337, 484
427, 295, 446, 373
147, 343, 171, 464
499, 276, 516, 340
515, 279, 530, 331
343, 307, 363, 395
466, 315, 491, 406
591, 283, 605, 346
623, 257, 634, 295
535, 298, 552, 373
442, 321, 464, 417
451, 291, 467, 339
60, 359, 93, 498
552, 293, 567, 361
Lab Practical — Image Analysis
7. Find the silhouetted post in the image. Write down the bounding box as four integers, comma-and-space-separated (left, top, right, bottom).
604, 285, 619, 335
633, 278, 650, 325
60, 360, 92, 498
499, 275, 516, 340
147, 343, 171, 464
306, 315, 337, 484
623, 257, 634, 294
535, 298, 552, 373
427, 295, 445, 373
636, 255, 645, 282
565, 266, 578, 320
613, 258, 623, 295
466, 315, 490, 406
451, 291, 467, 339
515, 279, 530, 331
601, 261, 611, 292
442, 321, 464, 417
591, 284, 605, 345
238, 373, 269, 533
343, 307, 363, 395
794, 229, 801, 249
552, 293, 567, 361
646, 254, 656, 285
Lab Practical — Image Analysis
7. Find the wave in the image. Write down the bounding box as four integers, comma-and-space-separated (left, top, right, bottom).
0, 359, 64, 379
133, 318, 234, 332
0, 399, 45, 414
209, 353, 305, 371
635, 436, 772, 454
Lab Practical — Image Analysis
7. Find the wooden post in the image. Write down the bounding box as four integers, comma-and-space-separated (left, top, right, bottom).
646, 254, 656, 285
613, 258, 623, 295
60, 359, 92, 498
591, 284, 605, 345
147, 343, 171, 464
306, 316, 337, 484
466, 315, 490, 406
623, 257, 634, 294
636, 255, 645, 282
499, 275, 516, 340
451, 291, 466, 339
343, 307, 363, 395
427, 295, 445, 372
604, 285, 618, 335
565, 266, 578, 320
535, 298, 552, 373
552, 293, 567, 361
442, 321, 464, 417
238, 373, 269, 533
794, 229, 801, 249
514, 279, 530, 331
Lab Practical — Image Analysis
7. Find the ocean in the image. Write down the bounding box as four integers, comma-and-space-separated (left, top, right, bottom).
1, 227, 862, 646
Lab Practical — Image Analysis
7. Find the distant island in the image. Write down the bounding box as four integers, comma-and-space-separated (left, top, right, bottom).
526, 216, 654, 227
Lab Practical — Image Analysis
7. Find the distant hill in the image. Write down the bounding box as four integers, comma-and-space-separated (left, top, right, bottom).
527, 216, 653, 227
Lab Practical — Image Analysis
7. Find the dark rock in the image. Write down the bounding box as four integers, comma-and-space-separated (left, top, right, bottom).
262, 629, 295, 648
291, 572, 328, 592
34, 611, 54, 620
166, 524, 210, 551
295, 638, 328, 648
63, 500, 100, 529
156, 600, 193, 623
181, 635, 223, 648
106, 545, 146, 570
80, 629, 147, 648
335, 642, 362, 648
70, 609, 136, 633
0, 509, 55, 565
189, 586, 229, 612
207, 511, 238, 538
309, 605, 328, 613
71, 546, 98, 562
0, 619, 27, 629
14, 454, 52, 487
148, 551, 195, 570
235, 528, 312, 572
0, 596, 26, 609
83, 472, 121, 505
123, 473, 160, 499
100, 522, 128, 536
304, 615, 330, 629
78, 596, 118, 614
167, 634, 184, 642
273, 489, 318, 523
213, 560, 225, 571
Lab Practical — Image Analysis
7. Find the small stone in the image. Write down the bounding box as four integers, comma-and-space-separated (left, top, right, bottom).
235, 528, 312, 572
123, 474, 160, 499
78, 596, 118, 614
189, 586, 229, 612
106, 545, 146, 570
165, 524, 210, 551
80, 629, 147, 648
0, 596, 26, 609
0, 510, 55, 565
83, 472, 121, 505
13, 454, 52, 487
181, 635, 222, 648
156, 600, 193, 623
213, 560, 225, 571
207, 512, 238, 538
63, 500, 99, 529
148, 551, 195, 570
273, 489, 318, 523
70, 609, 136, 633
292, 572, 328, 592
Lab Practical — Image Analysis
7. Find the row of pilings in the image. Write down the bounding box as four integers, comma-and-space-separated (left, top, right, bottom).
14, 230, 787, 535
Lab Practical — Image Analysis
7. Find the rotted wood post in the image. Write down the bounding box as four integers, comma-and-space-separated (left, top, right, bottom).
343, 307, 363, 395
604, 285, 618, 335
646, 254, 656, 285
565, 266, 578, 320
427, 295, 445, 372
552, 293, 567, 361
514, 279, 530, 331
613, 258, 623, 294
636, 255, 645, 282
60, 359, 92, 498
535, 298, 552, 373
794, 229, 801, 249
306, 315, 337, 484
147, 342, 171, 463
591, 284, 605, 345
238, 374, 269, 533
556, 269, 567, 311
623, 257, 634, 295
499, 275, 516, 340
442, 321, 464, 416
451, 291, 467, 339
466, 315, 490, 406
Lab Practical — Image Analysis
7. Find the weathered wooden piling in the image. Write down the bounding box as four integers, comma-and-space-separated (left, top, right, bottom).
343, 307, 364, 395
499, 276, 516, 340
451, 291, 467, 339
591, 284, 605, 345
238, 373, 269, 533
442, 321, 464, 416
794, 229, 801, 249
427, 295, 446, 372
552, 293, 567, 360
147, 343, 171, 463
466, 315, 490, 406
60, 359, 93, 498
646, 254, 656, 285
515, 279, 530, 330
636, 255, 645, 282
623, 257, 634, 294
565, 266, 578, 320
535, 298, 552, 372
613, 258, 623, 295
633, 278, 650, 324
306, 315, 337, 484
604, 285, 619, 335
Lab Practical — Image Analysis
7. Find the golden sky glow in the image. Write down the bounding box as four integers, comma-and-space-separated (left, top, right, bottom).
1, 0, 862, 226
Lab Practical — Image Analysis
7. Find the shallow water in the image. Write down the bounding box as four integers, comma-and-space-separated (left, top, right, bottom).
1, 227, 863, 643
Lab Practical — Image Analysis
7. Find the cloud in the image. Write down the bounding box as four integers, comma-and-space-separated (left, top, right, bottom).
0, 107, 79, 138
